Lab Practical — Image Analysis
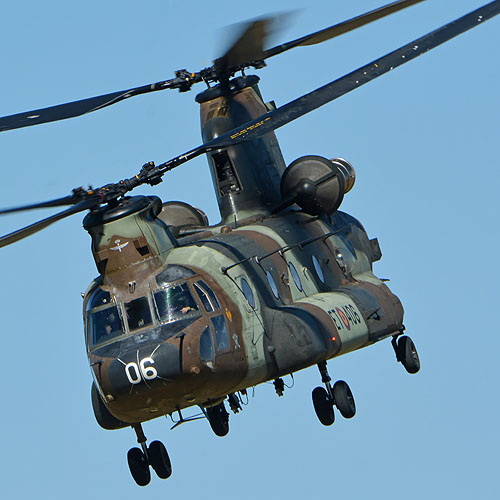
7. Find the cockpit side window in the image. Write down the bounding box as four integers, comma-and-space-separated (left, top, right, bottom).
193, 283, 214, 312
153, 283, 199, 324
124, 296, 153, 331
211, 315, 230, 352
197, 280, 220, 309
199, 326, 215, 367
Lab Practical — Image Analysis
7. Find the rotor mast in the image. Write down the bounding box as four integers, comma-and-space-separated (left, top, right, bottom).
197, 76, 286, 224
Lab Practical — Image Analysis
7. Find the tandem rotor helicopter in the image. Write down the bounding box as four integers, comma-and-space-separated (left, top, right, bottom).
1, 0, 498, 487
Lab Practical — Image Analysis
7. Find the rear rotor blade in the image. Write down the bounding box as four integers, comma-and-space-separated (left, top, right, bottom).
0, 198, 97, 248
210, 0, 500, 148
0, 79, 178, 133
263, 0, 426, 59
157, 1, 500, 172
215, 18, 270, 76
0, 1, 426, 132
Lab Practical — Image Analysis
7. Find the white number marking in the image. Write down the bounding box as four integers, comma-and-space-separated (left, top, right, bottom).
125, 357, 158, 385
125, 362, 142, 384
139, 357, 158, 380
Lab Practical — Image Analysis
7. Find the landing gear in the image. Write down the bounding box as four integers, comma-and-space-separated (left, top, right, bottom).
392, 334, 420, 374
127, 447, 150, 487
148, 441, 172, 479
127, 424, 172, 486
206, 401, 229, 437
333, 380, 356, 419
312, 361, 356, 425
312, 386, 335, 425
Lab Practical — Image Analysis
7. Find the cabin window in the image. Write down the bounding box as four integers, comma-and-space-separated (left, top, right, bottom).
199, 326, 215, 367
266, 270, 280, 299
124, 296, 153, 331
312, 255, 325, 284
88, 305, 123, 345
288, 262, 302, 291
211, 315, 230, 351
241, 277, 255, 308
154, 283, 199, 324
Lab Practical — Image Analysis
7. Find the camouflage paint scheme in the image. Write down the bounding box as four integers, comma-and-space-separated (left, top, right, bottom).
83, 77, 403, 426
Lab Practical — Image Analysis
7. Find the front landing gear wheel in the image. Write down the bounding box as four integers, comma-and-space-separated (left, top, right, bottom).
398, 336, 420, 374
312, 386, 335, 426
206, 402, 230, 437
333, 380, 356, 418
127, 447, 151, 486
148, 440, 172, 479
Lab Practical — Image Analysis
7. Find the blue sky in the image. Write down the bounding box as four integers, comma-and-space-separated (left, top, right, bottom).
0, 1, 499, 498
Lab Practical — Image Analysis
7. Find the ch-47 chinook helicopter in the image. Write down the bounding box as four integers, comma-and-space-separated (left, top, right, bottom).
0, 0, 498, 487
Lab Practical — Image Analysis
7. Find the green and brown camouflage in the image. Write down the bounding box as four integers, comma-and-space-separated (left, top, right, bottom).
82, 75, 404, 424
3, 0, 500, 485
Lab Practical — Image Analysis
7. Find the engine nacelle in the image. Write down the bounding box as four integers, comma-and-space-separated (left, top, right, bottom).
280, 156, 355, 216
158, 201, 209, 237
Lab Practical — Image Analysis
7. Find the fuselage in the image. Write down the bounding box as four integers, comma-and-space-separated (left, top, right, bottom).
83, 75, 403, 425
85, 208, 403, 423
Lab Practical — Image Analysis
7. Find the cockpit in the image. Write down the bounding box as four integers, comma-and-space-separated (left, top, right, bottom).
86, 265, 221, 347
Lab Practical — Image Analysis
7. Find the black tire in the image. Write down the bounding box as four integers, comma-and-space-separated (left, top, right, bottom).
333, 380, 356, 419
206, 402, 230, 437
148, 441, 172, 479
398, 336, 420, 374
127, 447, 151, 487
312, 386, 335, 426
91, 382, 128, 430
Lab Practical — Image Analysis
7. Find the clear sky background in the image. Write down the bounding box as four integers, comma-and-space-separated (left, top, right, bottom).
0, 0, 498, 498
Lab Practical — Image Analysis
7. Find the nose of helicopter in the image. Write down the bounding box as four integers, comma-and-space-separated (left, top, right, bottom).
106, 338, 181, 396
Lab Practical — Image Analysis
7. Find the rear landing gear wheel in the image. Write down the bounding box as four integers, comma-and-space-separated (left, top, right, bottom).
148, 440, 172, 479
312, 386, 335, 426
206, 402, 230, 437
127, 447, 151, 487
333, 380, 356, 419
398, 336, 420, 374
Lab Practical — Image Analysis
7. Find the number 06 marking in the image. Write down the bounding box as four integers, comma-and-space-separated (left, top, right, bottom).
125, 357, 158, 385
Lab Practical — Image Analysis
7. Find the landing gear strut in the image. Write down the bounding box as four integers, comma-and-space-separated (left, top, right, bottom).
392, 333, 420, 374
312, 361, 356, 426
127, 423, 172, 487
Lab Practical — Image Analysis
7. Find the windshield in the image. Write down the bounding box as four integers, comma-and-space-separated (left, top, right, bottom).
154, 283, 199, 324
88, 305, 123, 345
124, 296, 153, 331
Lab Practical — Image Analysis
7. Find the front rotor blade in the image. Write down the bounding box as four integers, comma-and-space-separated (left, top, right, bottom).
263, 0, 426, 59
0, 79, 175, 133
0, 199, 97, 248
0, 195, 80, 215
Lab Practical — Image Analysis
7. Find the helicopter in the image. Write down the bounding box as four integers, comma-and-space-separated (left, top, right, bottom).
0, 0, 499, 488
